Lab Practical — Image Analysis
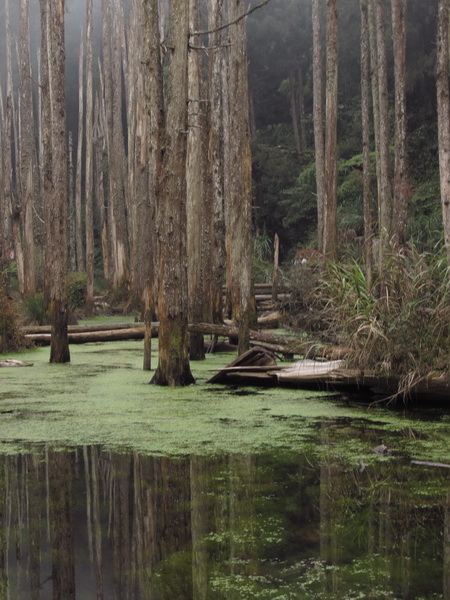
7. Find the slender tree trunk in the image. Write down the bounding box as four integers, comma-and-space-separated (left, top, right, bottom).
391, 0, 409, 248
368, 0, 381, 229
360, 0, 375, 285
205, 0, 225, 325
312, 0, 326, 252
68, 131, 77, 271
2, 0, 18, 273
19, 0, 37, 296
436, 0, 450, 264
142, 0, 163, 371
323, 0, 339, 260
75, 34, 85, 272
375, 0, 392, 241
44, 0, 70, 363
151, 0, 195, 386
187, 0, 206, 360
85, 0, 95, 315
226, 0, 256, 355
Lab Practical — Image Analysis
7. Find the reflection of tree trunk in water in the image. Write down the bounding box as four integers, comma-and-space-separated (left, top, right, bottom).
229, 454, 257, 576
112, 453, 131, 600
132, 455, 147, 599
444, 492, 450, 599
0, 457, 7, 597
319, 423, 331, 564
191, 456, 209, 600
27, 454, 42, 600
84, 446, 104, 600
49, 451, 75, 600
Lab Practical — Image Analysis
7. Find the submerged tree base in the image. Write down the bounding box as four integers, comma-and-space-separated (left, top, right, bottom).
150, 365, 195, 387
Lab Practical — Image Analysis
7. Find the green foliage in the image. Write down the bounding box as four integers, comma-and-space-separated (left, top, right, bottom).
68, 271, 87, 311
408, 179, 443, 252
309, 247, 450, 398
22, 293, 48, 326
253, 229, 273, 263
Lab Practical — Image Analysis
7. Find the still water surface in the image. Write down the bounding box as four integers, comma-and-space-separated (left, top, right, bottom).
0, 342, 449, 598
2, 438, 449, 599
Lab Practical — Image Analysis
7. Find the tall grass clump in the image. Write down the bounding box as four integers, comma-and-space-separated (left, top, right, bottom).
310, 246, 450, 396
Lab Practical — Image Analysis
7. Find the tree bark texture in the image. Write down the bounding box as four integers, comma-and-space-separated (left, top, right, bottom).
360, 0, 375, 285
312, 0, 326, 252
323, 0, 339, 260
85, 0, 95, 315
187, 0, 206, 361
436, 0, 450, 264
75, 35, 85, 272
204, 0, 225, 325
19, 0, 37, 295
225, 0, 256, 355
374, 0, 392, 240
151, 0, 195, 385
142, 0, 164, 371
45, 0, 70, 363
391, 0, 409, 247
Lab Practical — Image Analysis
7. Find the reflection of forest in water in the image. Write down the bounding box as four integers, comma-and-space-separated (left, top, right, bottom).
1, 440, 449, 599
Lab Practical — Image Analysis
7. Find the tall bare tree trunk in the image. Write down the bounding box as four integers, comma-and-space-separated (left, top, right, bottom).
360, 0, 374, 285
226, 0, 256, 355
187, 0, 206, 361
142, 0, 163, 371
19, 0, 37, 295
75, 34, 85, 272
2, 0, 17, 273
323, 0, 339, 260
436, 0, 450, 264
374, 0, 392, 242
43, 0, 70, 363
151, 0, 195, 386
85, 0, 95, 316
101, 0, 129, 288
204, 0, 225, 325
391, 0, 409, 248
312, 0, 326, 252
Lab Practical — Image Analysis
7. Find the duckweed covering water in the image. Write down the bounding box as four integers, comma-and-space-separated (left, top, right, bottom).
0, 340, 450, 463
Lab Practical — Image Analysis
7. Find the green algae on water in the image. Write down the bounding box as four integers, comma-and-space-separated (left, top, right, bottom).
1, 341, 450, 463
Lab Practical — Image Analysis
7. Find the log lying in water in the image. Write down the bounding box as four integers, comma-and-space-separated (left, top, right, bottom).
0, 359, 33, 367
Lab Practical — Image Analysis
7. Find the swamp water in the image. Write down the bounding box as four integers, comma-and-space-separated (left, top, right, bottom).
0, 342, 449, 599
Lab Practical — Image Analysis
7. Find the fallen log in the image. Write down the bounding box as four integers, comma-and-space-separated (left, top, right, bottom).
26, 327, 150, 345
21, 323, 144, 335
23, 320, 351, 360
411, 460, 450, 469
0, 359, 33, 367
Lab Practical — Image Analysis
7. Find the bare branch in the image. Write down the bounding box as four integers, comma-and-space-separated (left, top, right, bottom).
190, 0, 273, 37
